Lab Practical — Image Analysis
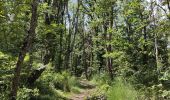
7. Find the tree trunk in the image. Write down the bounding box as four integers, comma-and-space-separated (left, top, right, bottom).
106, 6, 114, 80
64, 1, 72, 69
55, 0, 66, 71
151, 0, 159, 70
10, 0, 38, 100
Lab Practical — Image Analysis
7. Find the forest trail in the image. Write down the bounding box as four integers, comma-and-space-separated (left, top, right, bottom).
70, 79, 96, 100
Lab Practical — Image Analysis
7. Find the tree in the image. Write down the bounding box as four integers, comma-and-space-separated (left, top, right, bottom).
10, 0, 38, 99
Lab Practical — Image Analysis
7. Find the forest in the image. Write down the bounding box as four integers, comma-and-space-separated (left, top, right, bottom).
0, 0, 170, 100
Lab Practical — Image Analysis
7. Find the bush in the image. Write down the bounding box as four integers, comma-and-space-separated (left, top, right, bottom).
139, 84, 170, 99
0, 52, 16, 100
17, 87, 39, 100
35, 70, 79, 99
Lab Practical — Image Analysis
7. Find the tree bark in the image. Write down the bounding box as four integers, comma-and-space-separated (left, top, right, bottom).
64, 1, 72, 69
10, 0, 38, 99
106, 6, 114, 80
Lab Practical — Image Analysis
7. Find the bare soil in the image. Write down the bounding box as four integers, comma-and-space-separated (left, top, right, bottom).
70, 79, 96, 100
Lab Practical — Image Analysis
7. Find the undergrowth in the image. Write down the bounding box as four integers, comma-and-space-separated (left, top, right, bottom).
107, 78, 138, 100
34, 70, 81, 99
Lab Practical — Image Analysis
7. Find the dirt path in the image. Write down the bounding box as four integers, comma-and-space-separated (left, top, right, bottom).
70, 79, 96, 100
71, 88, 95, 100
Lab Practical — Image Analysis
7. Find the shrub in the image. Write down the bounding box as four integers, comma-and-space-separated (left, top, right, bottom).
35, 70, 79, 99
17, 87, 39, 100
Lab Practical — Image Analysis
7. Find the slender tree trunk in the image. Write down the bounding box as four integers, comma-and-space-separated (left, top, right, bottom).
83, 40, 88, 79
71, 0, 80, 74
10, 0, 38, 99
151, 0, 159, 70
106, 6, 114, 80
64, 1, 72, 69
56, 0, 67, 71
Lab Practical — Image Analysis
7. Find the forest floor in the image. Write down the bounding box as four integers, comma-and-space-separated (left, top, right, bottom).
70, 79, 96, 100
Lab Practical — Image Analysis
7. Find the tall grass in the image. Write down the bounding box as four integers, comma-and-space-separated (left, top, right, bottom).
107, 78, 138, 100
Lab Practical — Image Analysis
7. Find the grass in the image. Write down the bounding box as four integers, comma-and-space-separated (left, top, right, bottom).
71, 86, 82, 94
107, 78, 138, 100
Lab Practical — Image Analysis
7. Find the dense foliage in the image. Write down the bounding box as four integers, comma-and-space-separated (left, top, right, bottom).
0, 0, 170, 100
